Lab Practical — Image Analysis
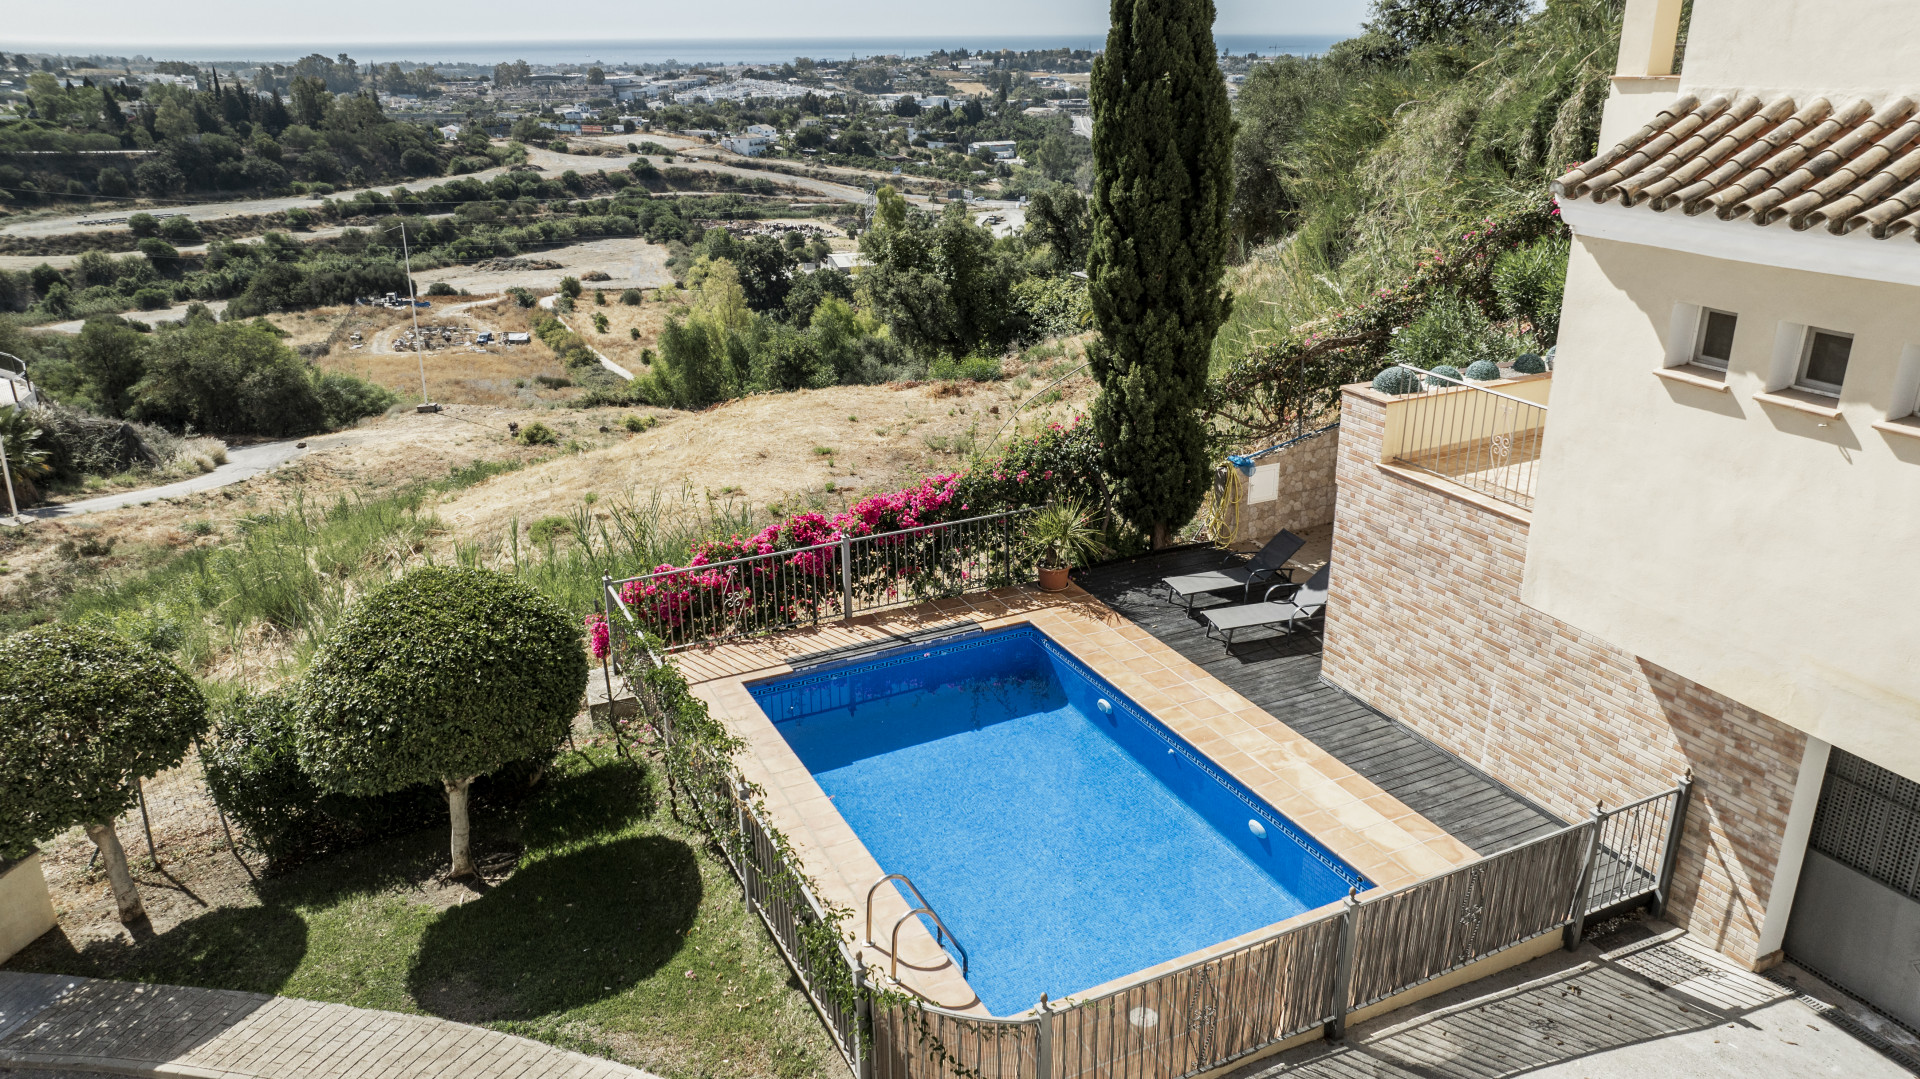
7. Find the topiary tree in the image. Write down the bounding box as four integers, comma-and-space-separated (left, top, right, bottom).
296, 567, 587, 878
1371, 366, 1422, 395
1464, 359, 1503, 381
0, 623, 207, 922
1426, 364, 1464, 385
1512, 353, 1547, 375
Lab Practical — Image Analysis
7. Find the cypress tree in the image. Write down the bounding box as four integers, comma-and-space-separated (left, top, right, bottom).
1086, 0, 1234, 548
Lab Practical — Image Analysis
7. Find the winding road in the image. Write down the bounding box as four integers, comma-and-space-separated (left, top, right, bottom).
22, 438, 309, 519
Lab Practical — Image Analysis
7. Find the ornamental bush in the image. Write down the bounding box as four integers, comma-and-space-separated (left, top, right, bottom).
1371, 366, 1422, 395
1512, 352, 1547, 374
296, 567, 587, 878
203, 690, 549, 865
1426, 364, 1464, 385
0, 623, 206, 921
1464, 359, 1503, 381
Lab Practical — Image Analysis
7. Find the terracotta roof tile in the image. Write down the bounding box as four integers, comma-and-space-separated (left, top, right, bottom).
1553, 92, 1920, 239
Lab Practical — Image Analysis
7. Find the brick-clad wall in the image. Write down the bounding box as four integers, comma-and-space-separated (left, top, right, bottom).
1321, 385, 1807, 967
1234, 426, 1341, 543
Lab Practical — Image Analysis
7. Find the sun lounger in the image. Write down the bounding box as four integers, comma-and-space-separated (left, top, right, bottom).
1200, 564, 1331, 645
1157, 530, 1306, 608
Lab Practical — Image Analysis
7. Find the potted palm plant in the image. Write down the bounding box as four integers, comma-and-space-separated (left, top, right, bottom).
1022, 500, 1110, 592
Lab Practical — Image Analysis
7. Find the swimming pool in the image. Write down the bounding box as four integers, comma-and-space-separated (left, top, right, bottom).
748, 625, 1369, 1015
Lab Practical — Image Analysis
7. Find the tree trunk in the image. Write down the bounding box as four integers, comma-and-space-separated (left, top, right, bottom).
444, 776, 477, 879
85, 821, 144, 923
1152, 521, 1170, 550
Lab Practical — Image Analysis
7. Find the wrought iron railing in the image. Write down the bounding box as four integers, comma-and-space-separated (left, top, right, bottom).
1386, 364, 1548, 511
605, 507, 1035, 652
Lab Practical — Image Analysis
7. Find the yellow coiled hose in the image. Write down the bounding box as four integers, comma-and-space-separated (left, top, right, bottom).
1204, 466, 1246, 548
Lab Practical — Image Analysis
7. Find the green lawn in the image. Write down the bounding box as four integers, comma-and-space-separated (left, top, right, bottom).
9, 747, 840, 1079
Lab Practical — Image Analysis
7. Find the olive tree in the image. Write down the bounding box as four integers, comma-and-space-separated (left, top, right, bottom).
0, 623, 207, 922
296, 567, 587, 878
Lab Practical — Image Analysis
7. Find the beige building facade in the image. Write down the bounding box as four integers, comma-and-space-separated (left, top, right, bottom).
1317, 0, 1920, 1031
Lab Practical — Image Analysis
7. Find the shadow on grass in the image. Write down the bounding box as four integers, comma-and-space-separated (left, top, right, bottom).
406, 833, 702, 1023
519, 755, 658, 853
8, 904, 310, 996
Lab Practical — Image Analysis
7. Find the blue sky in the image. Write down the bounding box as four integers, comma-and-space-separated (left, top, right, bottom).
13, 0, 1374, 49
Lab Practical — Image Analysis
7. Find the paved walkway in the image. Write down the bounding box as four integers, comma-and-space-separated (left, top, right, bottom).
1230, 926, 1915, 1079
0, 973, 660, 1079
23, 440, 307, 520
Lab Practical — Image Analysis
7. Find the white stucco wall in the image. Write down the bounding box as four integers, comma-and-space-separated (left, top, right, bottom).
1521, 235, 1920, 782
1681, 0, 1920, 102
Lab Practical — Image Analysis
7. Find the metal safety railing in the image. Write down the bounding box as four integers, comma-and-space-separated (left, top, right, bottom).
1387, 364, 1548, 511
605, 507, 1035, 653
607, 564, 1693, 1079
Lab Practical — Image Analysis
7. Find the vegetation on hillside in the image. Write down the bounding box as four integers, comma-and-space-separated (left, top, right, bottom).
2, 69, 477, 206
1207, 0, 1626, 445
16, 308, 392, 437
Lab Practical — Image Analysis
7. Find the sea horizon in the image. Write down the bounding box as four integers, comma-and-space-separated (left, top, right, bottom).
14, 34, 1348, 68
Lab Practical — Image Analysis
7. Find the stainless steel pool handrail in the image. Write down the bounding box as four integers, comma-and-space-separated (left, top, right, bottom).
867, 872, 970, 978
864, 872, 937, 945
891, 906, 970, 978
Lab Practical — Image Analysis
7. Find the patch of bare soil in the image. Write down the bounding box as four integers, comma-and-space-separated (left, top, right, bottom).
436, 375, 1094, 554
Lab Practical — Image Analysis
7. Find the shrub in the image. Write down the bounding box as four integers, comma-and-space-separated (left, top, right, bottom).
558, 276, 583, 299
1426, 364, 1463, 385
204, 690, 550, 865
0, 623, 206, 920
157, 215, 202, 243
929, 354, 1002, 381
1492, 236, 1568, 346
533, 374, 571, 389
295, 567, 587, 877
591, 313, 609, 333
137, 237, 180, 263
619, 288, 642, 305
127, 212, 159, 238
507, 286, 536, 308
1464, 359, 1503, 381
1387, 289, 1508, 370
426, 282, 457, 296
629, 327, 641, 340
518, 420, 558, 445
1512, 352, 1547, 375
133, 287, 171, 311
1371, 366, 1422, 395
527, 515, 571, 544
621, 413, 656, 432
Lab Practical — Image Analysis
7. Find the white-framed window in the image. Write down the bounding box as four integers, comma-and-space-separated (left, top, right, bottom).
1692, 309, 1738, 370
1796, 329, 1854, 397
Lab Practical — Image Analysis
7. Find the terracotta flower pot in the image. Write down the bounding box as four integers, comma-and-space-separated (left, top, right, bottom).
1037, 565, 1071, 592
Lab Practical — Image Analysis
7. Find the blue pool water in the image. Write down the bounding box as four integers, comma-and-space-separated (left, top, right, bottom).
749, 626, 1368, 1015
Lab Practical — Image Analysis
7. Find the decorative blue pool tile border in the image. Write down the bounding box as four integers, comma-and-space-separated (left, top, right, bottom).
746, 623, 1371, 892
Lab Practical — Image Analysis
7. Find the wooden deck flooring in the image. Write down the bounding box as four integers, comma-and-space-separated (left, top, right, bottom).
1077, 547, 1564, 855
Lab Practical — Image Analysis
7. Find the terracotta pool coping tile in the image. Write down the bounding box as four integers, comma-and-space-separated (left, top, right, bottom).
677, 584, 1478, 1015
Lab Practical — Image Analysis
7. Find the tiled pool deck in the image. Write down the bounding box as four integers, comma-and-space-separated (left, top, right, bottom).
680, 584, 1478, 1017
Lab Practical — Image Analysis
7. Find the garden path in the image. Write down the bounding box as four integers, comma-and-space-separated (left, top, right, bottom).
0, 972, 663, 1079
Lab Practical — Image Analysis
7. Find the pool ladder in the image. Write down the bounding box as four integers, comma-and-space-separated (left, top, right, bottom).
865, 873, 970, 978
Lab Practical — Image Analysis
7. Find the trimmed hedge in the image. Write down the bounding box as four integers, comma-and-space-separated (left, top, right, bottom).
0, 623, 206, 861
203, 689, 548, 865
295, 567, 586, 798
1371, 366, 1421, 395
